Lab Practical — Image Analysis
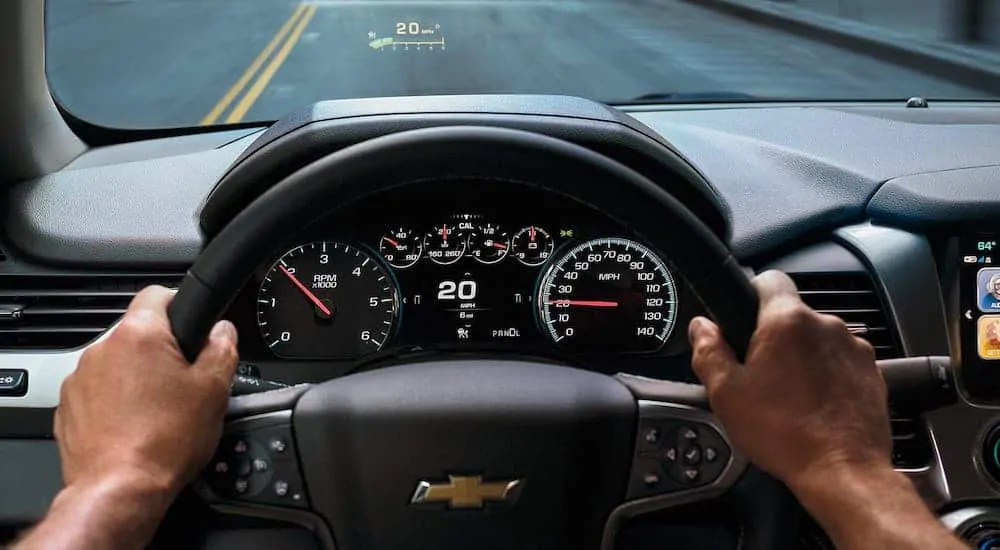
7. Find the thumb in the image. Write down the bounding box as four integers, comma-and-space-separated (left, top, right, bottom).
688, 317, 740, 395
192, 320, 239, 384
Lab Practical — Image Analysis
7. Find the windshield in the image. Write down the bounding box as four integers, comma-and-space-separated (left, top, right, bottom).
46, 0, 997, 128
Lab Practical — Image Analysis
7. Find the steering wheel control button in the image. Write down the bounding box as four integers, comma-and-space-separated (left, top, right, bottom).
237, 460, 252, 477
213, 461, 229, 474
233, 440, 249, 454
663, 447, 677, 464
274, 480, 289, 497
0, 369, 28, 397
681, 427, 698, 440
681, 468, 699, 483
704, 447, 718, 462
269, 438, 288, 453
642, 472, 660, 488
234, 478, 249, 494
682, 446, 702, 465
643, 428, 660, 445
253, 458, 269, 473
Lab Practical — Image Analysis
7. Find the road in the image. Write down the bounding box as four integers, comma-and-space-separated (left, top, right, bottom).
46, 0, 990, 128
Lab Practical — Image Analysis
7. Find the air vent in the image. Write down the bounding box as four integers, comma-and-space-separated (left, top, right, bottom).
0, 274, 183, 350
790, 273, 901, 359
790, 272, 927, 469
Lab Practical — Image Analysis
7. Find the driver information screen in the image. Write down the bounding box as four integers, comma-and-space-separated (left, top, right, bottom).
960, 232, 1000, 397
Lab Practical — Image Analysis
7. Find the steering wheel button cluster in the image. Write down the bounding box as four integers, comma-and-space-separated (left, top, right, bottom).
627, 419, 732, 500
199, 413, 309, 510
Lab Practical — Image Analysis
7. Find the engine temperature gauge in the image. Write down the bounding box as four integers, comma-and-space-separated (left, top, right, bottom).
424, 223, 466, 265
511, 226, 553, 266
379, 227, 423, 269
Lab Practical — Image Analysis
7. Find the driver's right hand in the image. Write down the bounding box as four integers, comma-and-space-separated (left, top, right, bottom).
688, 270, 892, 492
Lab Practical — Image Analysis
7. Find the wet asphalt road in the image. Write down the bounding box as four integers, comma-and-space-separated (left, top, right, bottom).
45, 0, 990, 128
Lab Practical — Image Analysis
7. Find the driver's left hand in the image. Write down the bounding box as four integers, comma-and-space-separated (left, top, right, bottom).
55, 285, 238, 499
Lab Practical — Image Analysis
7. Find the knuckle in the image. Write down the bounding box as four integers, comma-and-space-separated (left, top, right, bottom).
854, 337, 877, 361
765, 300, 815, 333
115, 312, 167, 346
818, 313, 848, 332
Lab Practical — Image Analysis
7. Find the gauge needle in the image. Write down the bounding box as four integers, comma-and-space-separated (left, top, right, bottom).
382, 236, 401, 248
529, 226, 536, 242
491, 242, 508, 250
279, 265, 332, 317
442, 224, 448, 244
548, 299, 619, 308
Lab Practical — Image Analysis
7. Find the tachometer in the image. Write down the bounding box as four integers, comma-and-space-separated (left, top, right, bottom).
537, 238, 677, 352
257, 241, 398, 359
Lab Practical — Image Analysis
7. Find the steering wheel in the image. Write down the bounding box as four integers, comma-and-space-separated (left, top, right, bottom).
167, 126, 799, 549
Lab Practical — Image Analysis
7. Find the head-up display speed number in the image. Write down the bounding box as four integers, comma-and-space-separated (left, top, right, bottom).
537, 238, 677, 352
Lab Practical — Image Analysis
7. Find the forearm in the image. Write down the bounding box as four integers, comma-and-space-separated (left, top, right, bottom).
14, 469, 175, 550
792, 463, 966, 550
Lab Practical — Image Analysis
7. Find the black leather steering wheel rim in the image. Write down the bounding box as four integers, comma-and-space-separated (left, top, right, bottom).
167, 126, 793, 549
169, 125, 756, 361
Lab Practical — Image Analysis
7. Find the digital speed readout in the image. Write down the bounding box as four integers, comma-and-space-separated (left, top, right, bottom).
538, 238, 677, 353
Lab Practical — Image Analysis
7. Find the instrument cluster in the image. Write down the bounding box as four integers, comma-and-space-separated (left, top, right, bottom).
232, 184, 699, 364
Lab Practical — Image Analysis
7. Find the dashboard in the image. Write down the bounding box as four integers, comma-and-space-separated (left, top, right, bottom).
9, 93, 1000, 549
227, 182, 701, 379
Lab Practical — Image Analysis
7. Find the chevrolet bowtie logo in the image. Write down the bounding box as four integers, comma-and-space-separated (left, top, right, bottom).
410, 475, 523, 509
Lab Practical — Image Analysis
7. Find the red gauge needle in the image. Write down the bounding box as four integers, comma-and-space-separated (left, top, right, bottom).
491, 242, 508, 250
547, 299, 619, 308
279, 265, 332, 317
442, 224, 448, 244
382, 236, 401, 248
529, 226, 537, 242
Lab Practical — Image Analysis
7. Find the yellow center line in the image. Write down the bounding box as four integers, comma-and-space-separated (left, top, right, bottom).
226, 4, 317, 124
199, 3, 308, 126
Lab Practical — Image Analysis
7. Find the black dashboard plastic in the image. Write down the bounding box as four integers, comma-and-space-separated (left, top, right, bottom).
7, 100, 1000, 267
868, 164, 1000, 227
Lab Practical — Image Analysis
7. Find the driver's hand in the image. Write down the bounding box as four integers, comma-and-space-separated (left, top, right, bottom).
55, 285, 238, 497
688, 270, 891, 490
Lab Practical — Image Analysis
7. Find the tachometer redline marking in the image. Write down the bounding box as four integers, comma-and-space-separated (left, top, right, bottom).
279, 265, 332, 316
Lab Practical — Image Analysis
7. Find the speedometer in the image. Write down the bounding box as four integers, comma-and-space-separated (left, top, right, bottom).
537, 238, 677, 352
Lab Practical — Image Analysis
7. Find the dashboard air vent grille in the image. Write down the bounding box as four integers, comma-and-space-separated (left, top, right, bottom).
0, 274, 183, 350
790, 273, 900, 359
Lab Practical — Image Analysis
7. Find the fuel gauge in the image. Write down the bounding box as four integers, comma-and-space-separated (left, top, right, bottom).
468, 223, 510, 264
